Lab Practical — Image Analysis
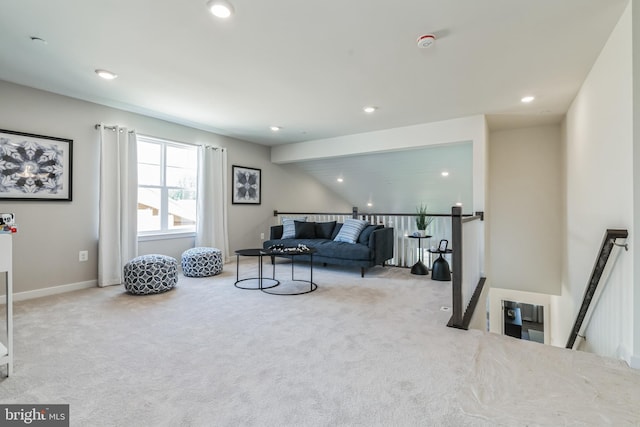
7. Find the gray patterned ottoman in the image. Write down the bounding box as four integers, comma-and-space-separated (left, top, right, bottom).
123, 254, 178, 295
181, 247, 223, 277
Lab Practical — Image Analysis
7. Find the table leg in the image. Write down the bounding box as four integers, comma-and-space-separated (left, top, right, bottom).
236, 254, 240, 283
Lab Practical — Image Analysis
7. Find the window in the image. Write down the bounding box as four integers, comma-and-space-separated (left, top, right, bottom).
137, 135, 198, 235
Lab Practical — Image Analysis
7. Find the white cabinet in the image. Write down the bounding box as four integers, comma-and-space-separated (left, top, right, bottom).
0, 234, 12, 376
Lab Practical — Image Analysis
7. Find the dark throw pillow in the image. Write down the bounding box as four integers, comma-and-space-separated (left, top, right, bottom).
315, 221, 336, 239
358, 224, 383, 244
294, 221, 316, 239
281, 217, 307, 239
330, 223, 343, 240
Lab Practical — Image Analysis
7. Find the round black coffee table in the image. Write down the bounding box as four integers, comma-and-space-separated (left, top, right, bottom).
260, 247, 318, 295
234, 249, 279, 290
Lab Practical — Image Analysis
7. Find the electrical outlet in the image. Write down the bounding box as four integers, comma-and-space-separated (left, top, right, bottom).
260, 233, 265, 240
79, 250, 88, 262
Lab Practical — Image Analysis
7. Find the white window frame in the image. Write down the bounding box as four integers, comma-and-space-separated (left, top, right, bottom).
137, 135, 198, 239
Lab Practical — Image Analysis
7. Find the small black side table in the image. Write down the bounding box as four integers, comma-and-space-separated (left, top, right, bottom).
408, 235, 431, 275
428, 248, 453, 281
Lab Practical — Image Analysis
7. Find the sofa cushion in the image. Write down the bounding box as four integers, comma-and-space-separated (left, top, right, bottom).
295, 221, 316, 239
281, 217, 306, 239
315, 221, 336, 239
358, 224, 383, 244
315, 239, 372, 261
334, 219, 368, 244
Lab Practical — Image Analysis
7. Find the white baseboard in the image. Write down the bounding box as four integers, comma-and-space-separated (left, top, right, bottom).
0, 280, 97, 302
630, 355, 640, 370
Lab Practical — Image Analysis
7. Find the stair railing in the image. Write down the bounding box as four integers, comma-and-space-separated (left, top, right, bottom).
447, 205, 486, 329
566, 229, 629, 350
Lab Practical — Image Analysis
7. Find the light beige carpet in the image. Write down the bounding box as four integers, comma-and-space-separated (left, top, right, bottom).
1, 259, 639, 426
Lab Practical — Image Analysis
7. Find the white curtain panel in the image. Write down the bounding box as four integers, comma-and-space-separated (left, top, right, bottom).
196, 146, 230, 262
98, 125, 138, 286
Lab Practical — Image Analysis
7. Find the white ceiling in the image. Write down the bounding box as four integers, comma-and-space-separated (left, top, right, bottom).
0, 0, 628, 146
0, 0, 629, 213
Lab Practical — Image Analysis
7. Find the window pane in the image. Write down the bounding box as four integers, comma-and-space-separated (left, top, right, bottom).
167, 145, 197, 168
138, 164, 161, 186
138, 141, 161, 164
166, 166, 197, 188
137, 136, 197, 235
168, 188, 196, 230
138, 187, 161, 232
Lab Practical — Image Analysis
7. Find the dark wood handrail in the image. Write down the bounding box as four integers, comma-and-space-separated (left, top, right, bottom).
274, 208, 476, 218
447, 206, 485, 330
565, 228, 628, 349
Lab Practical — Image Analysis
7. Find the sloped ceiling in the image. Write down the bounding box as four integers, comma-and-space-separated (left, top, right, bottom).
294, 143, 472, 214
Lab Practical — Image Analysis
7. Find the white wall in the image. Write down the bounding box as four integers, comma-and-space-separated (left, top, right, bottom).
0, 80, 351, 295
632, 0, 640, 369
558, 3, 634, 359
488, 125, 563, 295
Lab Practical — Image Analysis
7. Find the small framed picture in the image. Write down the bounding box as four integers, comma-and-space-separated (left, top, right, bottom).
438, 239, 449, 252
0, 129, 73, 201
232, 165, 261, 204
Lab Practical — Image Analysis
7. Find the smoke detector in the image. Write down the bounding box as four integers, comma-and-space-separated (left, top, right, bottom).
417, 34, 436, 48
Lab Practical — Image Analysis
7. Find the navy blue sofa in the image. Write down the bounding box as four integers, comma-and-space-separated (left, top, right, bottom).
263, 221, 394, 277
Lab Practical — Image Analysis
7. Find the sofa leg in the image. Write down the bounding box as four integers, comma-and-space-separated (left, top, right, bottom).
323, 263, 327, 267
361, 267, 365, 278
270, 255, 275, 265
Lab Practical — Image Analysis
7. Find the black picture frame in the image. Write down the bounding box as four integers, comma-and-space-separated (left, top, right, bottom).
232, 165, 261, 204
438, 239, 449, 252
0, 129, 73, 201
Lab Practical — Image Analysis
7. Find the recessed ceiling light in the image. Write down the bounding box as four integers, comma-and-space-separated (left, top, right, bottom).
337, 178, 344, 183
363, 106, 377, 113
455, 202, 463, 206
207, 0, 234, 18
521, 96, 535, 103
367, 202, 373, 207
270, 126, 281, 131
441, 171, 449, 177
95, 69, 118, 80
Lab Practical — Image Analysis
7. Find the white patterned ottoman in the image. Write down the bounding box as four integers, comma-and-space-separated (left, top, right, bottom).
181, 247, 223, 277
123, 254, 178, 295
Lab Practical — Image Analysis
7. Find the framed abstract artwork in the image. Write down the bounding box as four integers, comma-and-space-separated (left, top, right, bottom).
0, 129, 73, 201
232, 165, 261, 204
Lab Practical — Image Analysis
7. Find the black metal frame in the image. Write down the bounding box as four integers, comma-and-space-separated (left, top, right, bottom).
0, 128, 73, 201
232, 165, 261, 205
